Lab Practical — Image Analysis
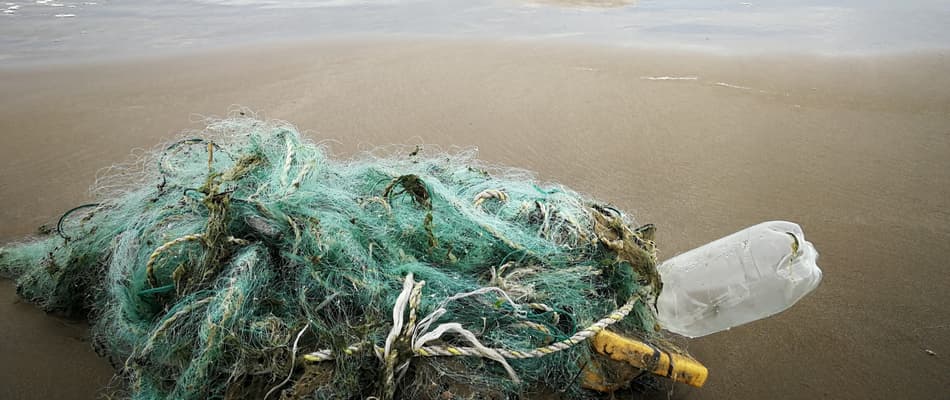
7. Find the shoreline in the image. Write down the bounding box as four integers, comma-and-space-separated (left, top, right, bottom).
2, 39, 948, 399
3, 34, 950, 71
3, 0, 949, 67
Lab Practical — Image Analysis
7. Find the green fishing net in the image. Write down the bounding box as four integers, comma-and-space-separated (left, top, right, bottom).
0, 118, 662, 399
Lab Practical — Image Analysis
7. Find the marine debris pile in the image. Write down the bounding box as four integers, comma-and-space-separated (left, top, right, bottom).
0, 118, 665, 399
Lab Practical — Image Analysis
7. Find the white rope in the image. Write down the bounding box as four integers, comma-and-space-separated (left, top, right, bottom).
280, 136, 295, 187
414, 322, 519, 383
264, 323, 309, 400
409, 282, 522, 383
382, 273, 417, 361
382, 274, 522, 393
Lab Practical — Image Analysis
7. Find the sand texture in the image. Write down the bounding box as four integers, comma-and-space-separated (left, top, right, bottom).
1, 40, 948, 399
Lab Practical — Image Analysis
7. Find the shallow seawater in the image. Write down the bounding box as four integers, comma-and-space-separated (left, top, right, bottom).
1, 0, 949, 64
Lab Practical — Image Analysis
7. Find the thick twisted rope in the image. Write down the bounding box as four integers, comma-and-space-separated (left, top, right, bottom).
301, 274, 643, 399
414, 294, 638, 359
145, 234, 205, 287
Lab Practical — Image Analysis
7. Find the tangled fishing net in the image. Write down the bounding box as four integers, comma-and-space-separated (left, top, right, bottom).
0, 118, 664, 399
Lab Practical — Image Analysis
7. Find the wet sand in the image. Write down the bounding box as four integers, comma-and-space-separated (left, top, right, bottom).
1, 40, 948, 399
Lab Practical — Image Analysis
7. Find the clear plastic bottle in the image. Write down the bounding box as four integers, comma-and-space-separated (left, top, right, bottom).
656, 221, 822, 338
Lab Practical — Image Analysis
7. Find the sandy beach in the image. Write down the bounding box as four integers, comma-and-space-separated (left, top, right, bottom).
1, 40, 949, 399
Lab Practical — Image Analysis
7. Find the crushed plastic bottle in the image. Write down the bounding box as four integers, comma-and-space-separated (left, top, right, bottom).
656, 221, 822, 338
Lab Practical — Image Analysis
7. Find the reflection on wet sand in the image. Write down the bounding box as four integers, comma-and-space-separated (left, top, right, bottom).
531, 0, 636, 9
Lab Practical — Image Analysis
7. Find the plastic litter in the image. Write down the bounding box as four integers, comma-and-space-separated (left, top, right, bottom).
656, 221, 822, 338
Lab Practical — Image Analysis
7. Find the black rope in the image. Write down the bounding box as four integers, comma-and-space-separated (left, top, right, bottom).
57, 203, 101, 241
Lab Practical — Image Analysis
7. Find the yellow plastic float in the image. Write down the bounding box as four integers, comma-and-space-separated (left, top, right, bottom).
582, 330, 708, 392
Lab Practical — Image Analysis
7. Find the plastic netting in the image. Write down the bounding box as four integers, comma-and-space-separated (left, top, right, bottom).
0, 118, 662, 399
